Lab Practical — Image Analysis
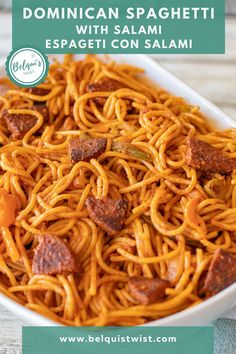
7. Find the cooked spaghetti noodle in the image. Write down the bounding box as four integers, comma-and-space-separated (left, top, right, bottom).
0, 55, 236, 326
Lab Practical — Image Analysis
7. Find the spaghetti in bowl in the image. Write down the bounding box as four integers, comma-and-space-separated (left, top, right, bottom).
0, 54, 236, 326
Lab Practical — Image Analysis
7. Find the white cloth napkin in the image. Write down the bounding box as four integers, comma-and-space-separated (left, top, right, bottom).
214, 318, 236, 354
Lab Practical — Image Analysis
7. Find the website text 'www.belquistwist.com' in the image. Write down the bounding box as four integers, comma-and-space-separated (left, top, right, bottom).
59, 334, 177, 345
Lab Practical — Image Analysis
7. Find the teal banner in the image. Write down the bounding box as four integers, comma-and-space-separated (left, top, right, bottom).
12, 0, 225, 54
22, 326, 214, 354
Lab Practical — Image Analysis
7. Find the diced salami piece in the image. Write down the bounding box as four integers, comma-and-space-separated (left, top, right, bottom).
2, 105, 48, 139
128, 277, 170, 305
0, 273, 11, 287
2, 111, 37, 139
28, 87, 50, 96
186, 137, 236, 174
87, 78, 125, 93
32, 234, 78, 275
28, 87, 50, 97
203, 248, 236, 296
85, 196, 128, 235
87, 78, 125, 106
68, 138, 107, 163
33, 104, 49, 120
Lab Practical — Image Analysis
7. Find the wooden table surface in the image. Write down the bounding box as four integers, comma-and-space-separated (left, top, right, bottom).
0, 11, 236, 354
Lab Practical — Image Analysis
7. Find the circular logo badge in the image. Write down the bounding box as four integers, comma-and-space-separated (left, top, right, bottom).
6, 47, 49, 87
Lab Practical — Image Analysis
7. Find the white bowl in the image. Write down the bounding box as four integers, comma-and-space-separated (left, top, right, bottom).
0, 54, 236, 326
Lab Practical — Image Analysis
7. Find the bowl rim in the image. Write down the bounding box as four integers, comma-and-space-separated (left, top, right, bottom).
0, 278, 236, 327
0, 53, 236, 327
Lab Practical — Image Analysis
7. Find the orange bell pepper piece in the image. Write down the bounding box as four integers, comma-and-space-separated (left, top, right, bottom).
0, 188, 17, 227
